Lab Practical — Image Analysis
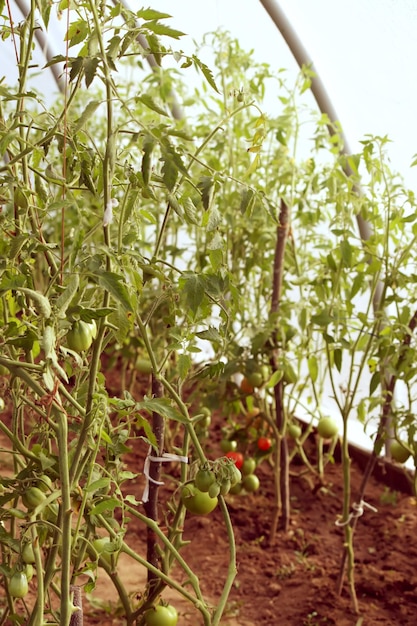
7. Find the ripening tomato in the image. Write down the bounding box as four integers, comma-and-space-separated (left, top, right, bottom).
240, 377, 254, 395
144, 604, 178, 626
257, 437, 272, 452
247, 371, 264, 388
225, 451, 244, 470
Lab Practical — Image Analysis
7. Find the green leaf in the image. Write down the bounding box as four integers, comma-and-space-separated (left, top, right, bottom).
178, 353, 191, 380
72, 101, 101, 133
90, 497, 120, 516
307, 355, 318, 382
65, 20, 89, 47
143, 20, 186, 40
369, 371, 380, 396
183, 197, 200, 225
55, 274, 80, 318
137, 9, 172, 20
333, 348, 342, 372
340, 239, 352, 267
180, 273, 205, 315
196, 327, 222, 343
192, 55, 219, 93
161, 154, 178, 191
198, 176, 215, 210
96, 271, 133, 312
311, 310, 333, 326
84, 57, 100, 88
266, 369, 283, 388
137, 94, 169, 117
141, 136, 155, 186
138, 397, 187, 423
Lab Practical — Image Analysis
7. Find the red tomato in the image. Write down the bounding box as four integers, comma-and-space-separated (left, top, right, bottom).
225, 451, 244, 470
257, 437, 272, 452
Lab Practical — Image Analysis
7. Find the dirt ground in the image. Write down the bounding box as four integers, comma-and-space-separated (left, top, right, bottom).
2, 367, 417, 625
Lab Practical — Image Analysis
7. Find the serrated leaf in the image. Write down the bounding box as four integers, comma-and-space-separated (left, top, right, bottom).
207, 205, 221, 231
96, 271, 133, 312
161, 154, 178, 191
84, 57, 100, 88
198, 176, 214, 210
138, 397, 187, 423
196, 327, 222, 343
143, 20, 186, 40
192, 55, 219, 93
65, 20, 89, 47
137, 8, 172, 19
137, 94, 169, 116
90, 497, 119, 516
207, 230, 223, 250
86, 478, 110, 493
72, 101, 101, 133
55, 274, 80, 318
311, 310, 333, 326
178, 353, 191, 380
180, 273, 205, 315
183, 197, 200, 225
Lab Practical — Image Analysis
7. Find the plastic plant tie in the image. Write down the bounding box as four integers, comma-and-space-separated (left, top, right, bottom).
103, 198, 118, 227
335, 499, 378, 527
142, 446, 188, 503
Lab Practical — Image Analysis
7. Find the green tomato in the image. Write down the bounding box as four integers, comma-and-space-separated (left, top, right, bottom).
288, 423, 302, 440
37, 474, 53, 493
66, 320, 94, 353
9, 571, 29, 598
181, 483, 218, 515
241, 458, 256, 476
242, 474, 260, 493
247, 371, 264, 388
219, 479, 231, 496
135, 358, 153, 374
22, 486, 46, 510
22, 542, 36, 564
390, 440, 411, 464
317, 417, 338, 439
228, 481, 243, 495
220, 439, 237, 453
92, 536, 116, 565
144, 604, 178, 626
0, 364, 9, 376
194, 468, 216, 493
25, 563, 34, 583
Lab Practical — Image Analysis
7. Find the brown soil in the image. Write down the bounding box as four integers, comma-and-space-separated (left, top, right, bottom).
2, 368, 417, 626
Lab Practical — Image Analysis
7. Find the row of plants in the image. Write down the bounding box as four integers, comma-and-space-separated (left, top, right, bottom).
0, 1, 417, 623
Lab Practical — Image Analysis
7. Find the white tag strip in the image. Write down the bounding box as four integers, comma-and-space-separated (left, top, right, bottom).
335, 499, 378, 527
142, 446, 188, 503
